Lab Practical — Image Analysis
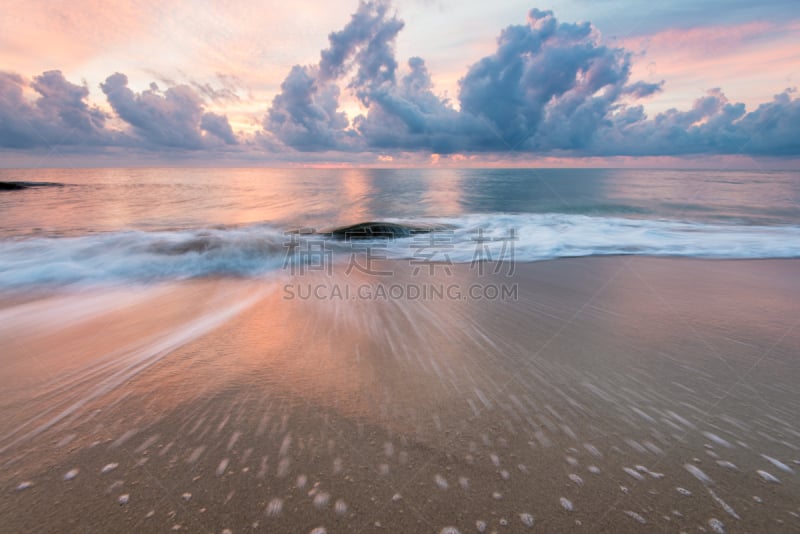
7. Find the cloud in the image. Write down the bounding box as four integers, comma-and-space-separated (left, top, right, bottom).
595, 88, 800, 156
0, 70, 110, 148
1, 3, 798, 160
264, 0, 405, 151
263, 3, 799, 158
264, 65, 352, 151
100, 73, 238, 148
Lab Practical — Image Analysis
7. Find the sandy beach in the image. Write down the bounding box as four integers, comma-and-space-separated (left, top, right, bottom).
1, 257, 799, 533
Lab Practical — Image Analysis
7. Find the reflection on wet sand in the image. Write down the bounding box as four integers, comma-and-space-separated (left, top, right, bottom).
1, 258, 799, 533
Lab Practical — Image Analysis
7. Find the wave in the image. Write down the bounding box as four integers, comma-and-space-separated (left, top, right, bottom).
1, 215, 800, 287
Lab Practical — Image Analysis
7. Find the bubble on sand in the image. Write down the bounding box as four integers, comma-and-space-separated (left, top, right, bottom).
623, 467, 645, 481
716, 460, 738, 470
439, 528, 461, 534
676, 487, 692, 496
182, 492, 192, 501
187, 446, 205, 464
588, 465, 601, 474
216, 458, 229, 477
309, 528, 326, 534
492, 491, 503, 500
276, 458, 290, 478
334, 499, 347, 515
756, 470, 780, 483
63, 468, 79, 481
118, 494, 130, 505
266, 498, 283, 516
760, 455, 794, 474
708, 488, 740, 519
624, 510, 646, 524
565, 456, 579, 466
475, 520, 487, 532
568, 473, 584, 486
708, 518, 725, 533
560, 497, 574, 511
684, 464, 713, 485
435, 474, 448, 490
392, 493, 402, 501
752, 496, 762, 503
584, 443, 602, 457
16, 481, 33, 491
458, 476, 469, 489
703, 432, 733, 448
101, 463, 119, 474
313, 492, 330, 509
520, 512, 535, 527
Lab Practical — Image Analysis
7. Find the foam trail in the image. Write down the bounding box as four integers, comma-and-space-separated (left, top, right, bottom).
0, 284, 268, 454
2, 215, 800, 287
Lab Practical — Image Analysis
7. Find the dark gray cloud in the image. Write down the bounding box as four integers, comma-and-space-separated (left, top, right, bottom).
593, 88, 800, 156
0, 70, 110, 148
265, 65, 352, 151
100, 73, 237, 149
200, 112, 238, 145
1, 3, 798, 159
264, 0, 404, 151
264, 4, 799, 158
0, 70, 240, 151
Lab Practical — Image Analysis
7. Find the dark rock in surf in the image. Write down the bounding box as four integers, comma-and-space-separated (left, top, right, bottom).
0, 182, 28, 190
327, 221, 453, 240
0, 181, 64, 191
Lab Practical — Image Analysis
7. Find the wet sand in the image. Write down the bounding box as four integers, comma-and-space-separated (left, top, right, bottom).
1, 257, 799, 533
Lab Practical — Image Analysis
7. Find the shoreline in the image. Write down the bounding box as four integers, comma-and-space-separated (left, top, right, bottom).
1, 256, 798, 532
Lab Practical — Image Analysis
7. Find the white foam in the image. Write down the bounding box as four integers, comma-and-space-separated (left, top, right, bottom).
101, 463, 119, 474
4, 215, 800, 287
216, 458, 229, 477
684, 464, 713, 485
266, 498, 283, 516
623, 467, 645, 481
703, 432, 733, 448
623, 510, 647, 524
756, 470, 780, 483
760, 454, 794, 474
709, 518, 725, 533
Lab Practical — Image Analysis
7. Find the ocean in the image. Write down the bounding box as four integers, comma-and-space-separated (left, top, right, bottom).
1, 167, 799, 288
2, 167, 799, 532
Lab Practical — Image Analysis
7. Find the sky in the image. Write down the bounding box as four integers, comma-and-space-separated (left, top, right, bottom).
1, 0, 799, 167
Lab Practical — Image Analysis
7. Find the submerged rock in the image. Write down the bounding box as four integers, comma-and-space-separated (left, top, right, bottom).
0, 181, 64, 191
290, 221, 454, 241
0, 182, 27, 190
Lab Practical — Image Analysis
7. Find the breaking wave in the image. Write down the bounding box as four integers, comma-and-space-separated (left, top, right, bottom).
2, 214, 800, 287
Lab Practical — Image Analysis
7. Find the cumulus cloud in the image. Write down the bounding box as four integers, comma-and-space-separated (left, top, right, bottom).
265, 65, 352, 151
594, 88, 800, 156
0, 70, 110, 148
100, 73, 237, 148
263, 3, 800, 158
264, 0, 404, 151
2, 3, 798, 159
